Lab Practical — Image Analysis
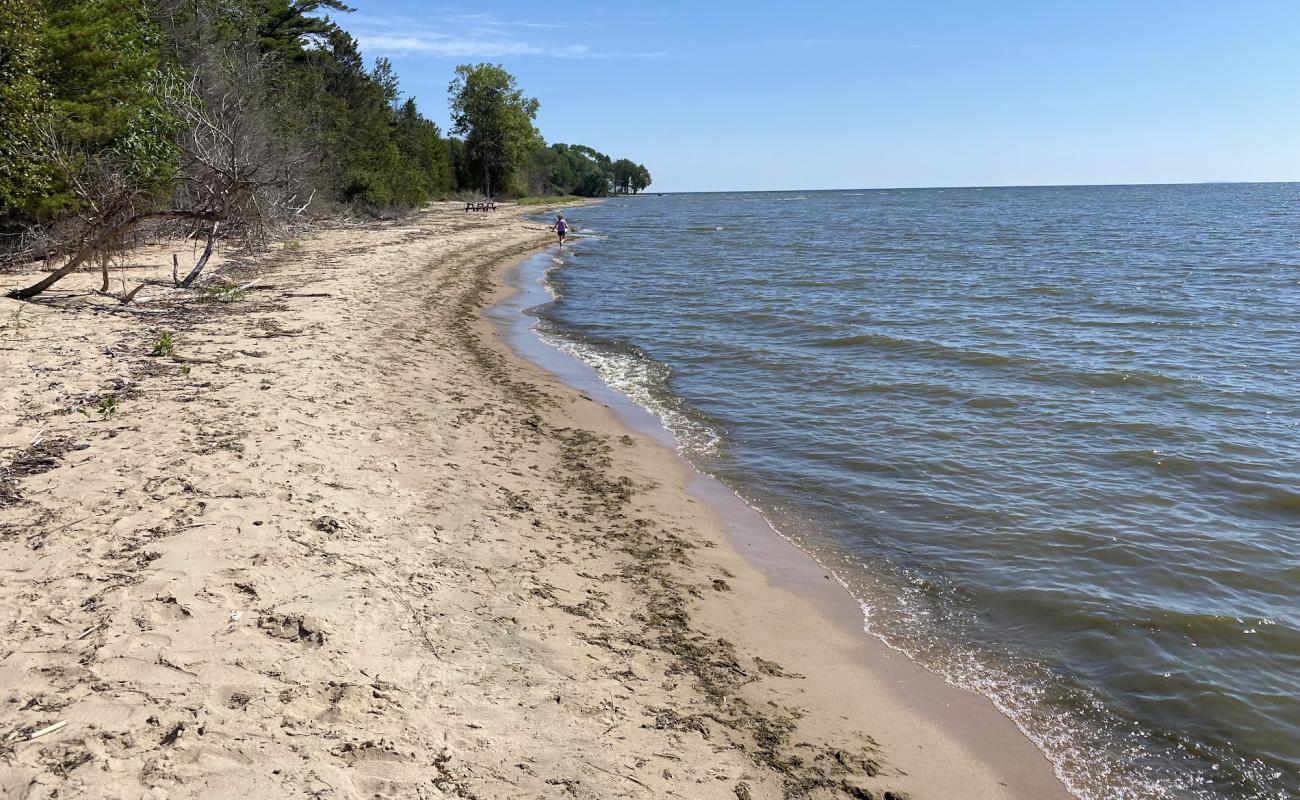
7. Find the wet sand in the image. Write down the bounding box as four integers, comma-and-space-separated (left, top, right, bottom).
0, 202, 1070, 798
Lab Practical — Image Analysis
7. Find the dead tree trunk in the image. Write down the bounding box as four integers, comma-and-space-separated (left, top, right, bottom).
6, 210, 220, 301
8, 245, 99, 300
179, 221, 219, 287
120, 281, 147, 304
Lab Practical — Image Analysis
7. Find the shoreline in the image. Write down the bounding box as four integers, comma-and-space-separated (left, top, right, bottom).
0, 203, 1069, 798
480, 244, 1073, 798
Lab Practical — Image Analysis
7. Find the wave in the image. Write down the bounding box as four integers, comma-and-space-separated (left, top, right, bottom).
1022, 285, 1071, 297
532, 324, 723, 458
1240, 485, 1300, 517
801, 331, 1191, 389
1044, 314, 1213, 331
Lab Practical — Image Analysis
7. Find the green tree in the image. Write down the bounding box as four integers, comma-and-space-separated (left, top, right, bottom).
10, 0, 305, 297
0, 0, 178, 229
40, 0, 179, 180
518, 141, 558, 195
448, 63, 540, 197
611, 158, 637, 194
250, 0, 354, 56
310, 32, 404, 206
631, 163, 652, 193
395, 97, 451, 201
521, 143, 615, 197
445, 137, 476, 191
0, 0, 53, 225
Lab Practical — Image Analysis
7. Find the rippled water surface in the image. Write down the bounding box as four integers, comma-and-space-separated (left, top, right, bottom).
529, 185, 1300, 798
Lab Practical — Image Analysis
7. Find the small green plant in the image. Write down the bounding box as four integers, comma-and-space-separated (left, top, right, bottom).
150, 331, 176, 356
282, 239, 302, 251
200, 279, 249, 303
95, 396, 118, 419
180, 365, 191, 378
5, 305, 27, 336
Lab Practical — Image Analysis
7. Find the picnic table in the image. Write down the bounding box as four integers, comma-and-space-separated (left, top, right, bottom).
463, 201, 497, 212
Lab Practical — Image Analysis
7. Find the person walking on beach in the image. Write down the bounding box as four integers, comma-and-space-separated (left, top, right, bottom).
552, 213, 568, 246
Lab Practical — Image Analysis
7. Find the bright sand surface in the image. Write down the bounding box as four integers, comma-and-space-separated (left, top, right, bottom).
0, 203, 1071, 799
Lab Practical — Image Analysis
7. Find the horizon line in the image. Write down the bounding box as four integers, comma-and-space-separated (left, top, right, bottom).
648, 179, 1298, 194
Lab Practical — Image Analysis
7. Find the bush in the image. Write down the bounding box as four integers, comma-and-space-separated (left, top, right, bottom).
149, 331, 175, 355
200, 279, 248, 303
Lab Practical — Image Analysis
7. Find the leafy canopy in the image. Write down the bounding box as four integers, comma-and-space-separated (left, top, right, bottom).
449, 63, 541, 197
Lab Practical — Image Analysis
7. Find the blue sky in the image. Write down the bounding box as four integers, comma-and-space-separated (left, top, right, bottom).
340, 1, 1300, 192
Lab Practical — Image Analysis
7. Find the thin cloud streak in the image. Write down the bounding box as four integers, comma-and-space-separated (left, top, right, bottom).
357, 34, 590, 58
347, 13, 660, 60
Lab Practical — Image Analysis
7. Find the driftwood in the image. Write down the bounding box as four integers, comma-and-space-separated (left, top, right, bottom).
40, 515, 95, 537
3, 720, 68, 744
179, 221, 219, 288
7, 209, 225, 301
120, 282, 148, 304
74, 624, 102, 641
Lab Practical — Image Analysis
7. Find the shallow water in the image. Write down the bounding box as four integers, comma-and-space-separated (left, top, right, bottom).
529, 185, 1300, 799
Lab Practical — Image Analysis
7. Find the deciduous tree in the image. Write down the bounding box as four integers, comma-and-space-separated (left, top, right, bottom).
448, 64, 540, 198
631, 163, 652, 193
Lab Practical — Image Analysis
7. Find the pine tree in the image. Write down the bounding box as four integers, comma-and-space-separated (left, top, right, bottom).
0, 0, 53, 226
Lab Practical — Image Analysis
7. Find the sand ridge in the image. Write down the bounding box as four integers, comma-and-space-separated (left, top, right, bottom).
0, 203, 1067, 799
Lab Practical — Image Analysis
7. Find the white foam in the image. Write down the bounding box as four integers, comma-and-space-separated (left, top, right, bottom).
534, 328, 722, 457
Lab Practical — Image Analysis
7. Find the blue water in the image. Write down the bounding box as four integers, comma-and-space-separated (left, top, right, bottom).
528, 185, 1300, 799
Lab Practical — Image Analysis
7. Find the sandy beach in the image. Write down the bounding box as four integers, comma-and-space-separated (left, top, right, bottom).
0, 202, 1071, 799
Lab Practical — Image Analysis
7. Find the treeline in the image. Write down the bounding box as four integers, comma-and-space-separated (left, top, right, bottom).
0, 0, 648, 299
524, 146, 651, 197
444, 63, 650, 199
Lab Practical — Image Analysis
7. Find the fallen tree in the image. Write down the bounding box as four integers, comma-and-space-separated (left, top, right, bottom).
6, 48, 310, 302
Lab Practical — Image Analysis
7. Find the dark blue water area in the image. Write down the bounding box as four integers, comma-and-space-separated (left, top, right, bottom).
526, 185, 1300, 799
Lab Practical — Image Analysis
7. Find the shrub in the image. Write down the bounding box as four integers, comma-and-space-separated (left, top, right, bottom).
150, 331, 175, 355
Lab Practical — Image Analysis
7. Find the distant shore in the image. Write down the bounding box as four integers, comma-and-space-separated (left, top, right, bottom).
0, 202, 1068, 798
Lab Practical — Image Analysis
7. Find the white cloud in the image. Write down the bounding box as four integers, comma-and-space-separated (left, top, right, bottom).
357, 33, 592, 58
346, 13, 661, 60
